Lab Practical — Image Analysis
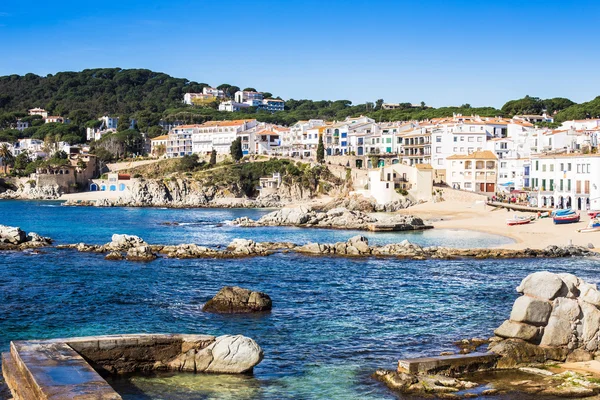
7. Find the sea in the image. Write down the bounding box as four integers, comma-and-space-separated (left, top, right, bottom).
0, 200, 598, 399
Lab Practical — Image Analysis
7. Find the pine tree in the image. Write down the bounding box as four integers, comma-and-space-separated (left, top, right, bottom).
230, 137, 243, 161
209, 149, 217, 165
316, 134, 325, 163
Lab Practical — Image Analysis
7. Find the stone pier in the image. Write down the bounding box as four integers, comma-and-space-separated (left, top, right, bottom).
2, 333, 263, 400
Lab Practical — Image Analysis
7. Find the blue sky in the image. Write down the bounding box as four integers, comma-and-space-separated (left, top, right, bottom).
0, 0, 598, 107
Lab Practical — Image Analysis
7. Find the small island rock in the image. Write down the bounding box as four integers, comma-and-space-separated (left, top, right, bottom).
202, 286, 272, 313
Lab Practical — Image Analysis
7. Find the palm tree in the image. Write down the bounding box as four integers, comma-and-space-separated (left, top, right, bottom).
0, 144, 14, 175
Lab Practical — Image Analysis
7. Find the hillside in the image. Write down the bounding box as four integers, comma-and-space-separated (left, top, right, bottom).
0, 68, 594, 147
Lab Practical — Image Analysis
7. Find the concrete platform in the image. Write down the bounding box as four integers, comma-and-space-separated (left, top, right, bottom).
1, 334, 219, 400
398, 352, 499, 376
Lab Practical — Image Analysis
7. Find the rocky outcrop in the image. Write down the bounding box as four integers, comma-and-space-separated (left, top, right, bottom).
374, 370, 479, 397
0, 225, 52, 250
231, 206, 428, 231
168, 334, 263, 374
0, 182, 62, 200
202, 286, 272, 313
125, 246, 157, 261
490, 271, 600, 368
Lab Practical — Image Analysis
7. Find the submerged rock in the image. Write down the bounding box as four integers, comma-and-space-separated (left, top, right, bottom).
202, 286, 272, 313
196, 335, 264, 374
0, 224, 52, 250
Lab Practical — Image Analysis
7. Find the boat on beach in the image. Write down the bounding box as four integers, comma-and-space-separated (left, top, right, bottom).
578, 219, 600, 233
553, 213, 580, 224
552, 208, 576, 217
588, 210, 600, 219
506, 216, 534, 226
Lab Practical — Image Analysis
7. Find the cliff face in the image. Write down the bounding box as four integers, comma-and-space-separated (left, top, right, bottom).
0, 180, 62, 200
92, 178, 318, 208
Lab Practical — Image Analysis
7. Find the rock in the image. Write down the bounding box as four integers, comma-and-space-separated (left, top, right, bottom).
0, 225, 26, 244
494, 320, 542, 342
540, 298, 581, 347
195, 335, 263, 374
347, 235, 370, 254
489, 338, 569, 368
565, 348, 593, 363
580, 283, 600, 307
588, 243, 595, 249
109, 234, 147, 251
105, 251, 124, 261
125, 246, 157, 262
509, 296, 552, 326
580, 301, 600, 347
516, 271, 566, 300
373, 370, 418, 391
202, 286, 272, 313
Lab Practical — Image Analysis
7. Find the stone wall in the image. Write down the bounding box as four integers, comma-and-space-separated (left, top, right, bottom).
436, 186, 489, 203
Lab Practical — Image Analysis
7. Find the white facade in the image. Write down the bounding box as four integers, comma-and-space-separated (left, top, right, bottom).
446, 151, 498, 194
86, 116, 119, 141
219, 101, 250, 112
202, 87, 225, 98
235, 91, 263, 103
28, 108, 48, 118
367, 163, 433, 204
530, 154, 600, 211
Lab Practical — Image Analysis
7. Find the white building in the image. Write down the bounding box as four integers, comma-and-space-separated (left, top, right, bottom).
86, 116, 119, 141
186, 119, 258, 156
446, 150, 498, 194
28, 108, 48, 118
280, 120, 324, 156
235, 91, 263, 103
15, 120, 29, 131
530, 153, 600, 211
13, 138, 46, 158
367, 163, 433, 204
202, 87, 225, 98
150, 135, 169, 157
45, 116, 66, 124
218, 101, 250, 112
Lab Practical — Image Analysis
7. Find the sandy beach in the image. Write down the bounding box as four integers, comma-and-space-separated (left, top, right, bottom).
399, 200, 599, 250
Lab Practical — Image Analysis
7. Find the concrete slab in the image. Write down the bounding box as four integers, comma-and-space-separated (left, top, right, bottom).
398, 352, 499, 376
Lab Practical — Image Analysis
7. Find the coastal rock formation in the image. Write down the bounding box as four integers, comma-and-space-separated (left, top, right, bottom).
231, 206, 428, 231
490, 271, 600, 368
320, 194, 414, 213
108, 234, 147, 251
0, 182, 62, 200
202, 286, 272, 313
0, 225, 52, 250
168, 334, 263, 374
125, 246, 157, 261
373, 370, 479, 397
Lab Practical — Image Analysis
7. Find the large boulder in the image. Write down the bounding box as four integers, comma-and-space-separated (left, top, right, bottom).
202, 286, 272, 313
492, 272, 600, 366
509, 296, 552, 326
0, 225, 26, 244
108, 234, 147, 251
195, 335, 263, 374
516, 271, 566, 300
494, 320, 542, 342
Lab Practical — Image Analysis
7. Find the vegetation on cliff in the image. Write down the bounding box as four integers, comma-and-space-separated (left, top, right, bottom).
125, 157, 343, 197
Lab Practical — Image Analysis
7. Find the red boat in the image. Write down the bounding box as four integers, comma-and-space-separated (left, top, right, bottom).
506, 216, 533, 226
588, 210, 600, 218
553, 213, 581, 224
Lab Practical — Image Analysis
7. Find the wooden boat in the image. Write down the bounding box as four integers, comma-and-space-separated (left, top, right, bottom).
552, 208, 575, 217
537, 211, 551, 219
588, 211, 600, 219
553, 213, 580, 224
507, 216, 533, 226
578, 219, 600, 233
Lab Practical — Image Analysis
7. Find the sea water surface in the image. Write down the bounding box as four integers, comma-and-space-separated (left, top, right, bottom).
0, 200, 598, 399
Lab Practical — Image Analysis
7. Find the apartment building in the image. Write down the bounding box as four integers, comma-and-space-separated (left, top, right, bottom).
28, 108, 48, 118
235, 91, 263, 103
281, 120, 324, 156
446, 150, 498, 194
86, 116, 119, 141
530, 153, 600, 211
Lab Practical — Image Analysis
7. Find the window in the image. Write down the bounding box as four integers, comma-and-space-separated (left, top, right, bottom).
453, 147, 458, 152
568, 163, 571, 171
477, 137, 483, 142
501, 162, 507, 168
460, 136, 465, 141
542, 165, 546, 172
460, 147, 465, 152
437, 159, 443, 165
468, 137, 474, 142
436, 136, 441, 142
567, 179, 571, 191
550, 165, 554, 172
454, 137, 458, 142
468, 148, 474, 153
436, 147, 442, 153
560, 163, 564, 171
577, 164, 581, 173
535, 161, 539, 171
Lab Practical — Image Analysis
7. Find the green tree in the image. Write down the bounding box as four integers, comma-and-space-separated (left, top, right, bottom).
209, 149, 217, 165
13, 150, 31, 174
375, 99, 384, 110
242, 87, 257, 92
117, 116, 130, 132
230, 137, 243, 161
316, 134, 325, 163
0, 143, 14, 174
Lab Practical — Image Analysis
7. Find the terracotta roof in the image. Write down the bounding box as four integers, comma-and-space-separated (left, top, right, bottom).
415, 163, 433, 170
151, 135, 170, 141
447, 150, 498, 160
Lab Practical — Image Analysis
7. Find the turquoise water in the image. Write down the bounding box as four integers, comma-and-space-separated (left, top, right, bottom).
0, 200, 598, 399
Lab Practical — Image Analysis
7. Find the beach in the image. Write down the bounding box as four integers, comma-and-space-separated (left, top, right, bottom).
399, 200, 598, 250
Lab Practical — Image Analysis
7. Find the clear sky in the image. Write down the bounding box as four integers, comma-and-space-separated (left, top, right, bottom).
0, 0, 598, 107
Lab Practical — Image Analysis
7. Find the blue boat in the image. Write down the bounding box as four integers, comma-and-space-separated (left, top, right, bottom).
552, 208, 575, 217
553, 213, 580, 224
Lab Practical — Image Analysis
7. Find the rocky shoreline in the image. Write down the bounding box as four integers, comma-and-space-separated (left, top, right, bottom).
0, 225, 52, 250
51, 233, 595, 262
230, 206, 432, 232
376, 271, 600, 399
